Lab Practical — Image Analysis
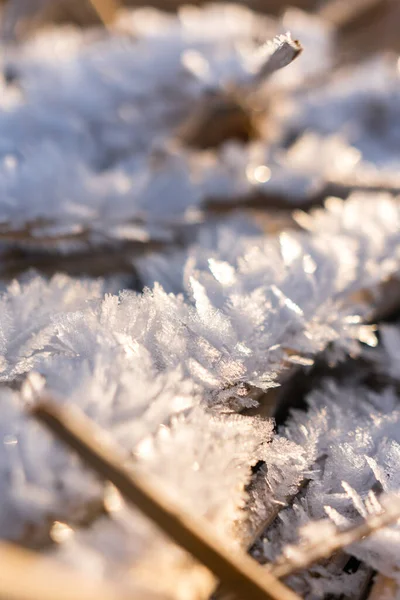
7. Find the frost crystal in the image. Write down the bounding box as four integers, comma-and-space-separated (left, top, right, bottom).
1, 194, 399, 408
0, 191, 398, 580
262, 379, 400, 595
0, 6, 304, 251
1, 2, 400, 598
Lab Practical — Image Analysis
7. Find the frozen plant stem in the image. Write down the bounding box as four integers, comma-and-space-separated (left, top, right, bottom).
269, 499, 400, 579
33, 400, 301, 600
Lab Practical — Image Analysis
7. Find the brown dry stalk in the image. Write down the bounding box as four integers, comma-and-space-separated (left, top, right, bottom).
318, 0, 388, 29
32, 399, 301, 600
367, 574, 398, 600
0, 541, 149, 600
97, 0, 316, 15
87, 0, 119, 25
268, 498, 400, 579
324, 177, 400, 199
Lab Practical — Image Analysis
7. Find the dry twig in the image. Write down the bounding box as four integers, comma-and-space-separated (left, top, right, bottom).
268, 498, 400, 579
367, 574, 398, 600
32, 399, 301, 600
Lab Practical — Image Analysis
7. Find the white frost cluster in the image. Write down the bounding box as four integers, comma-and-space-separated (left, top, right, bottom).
1, 2, 400, 599
262, 379, 400, 596
2, 194, 400, 408
0, 4, 303, 250
283, 55, 400, 170
0, 192, 399, 556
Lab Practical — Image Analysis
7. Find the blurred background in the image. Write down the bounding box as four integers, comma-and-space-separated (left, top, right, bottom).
0, 0, 399, 282
2, 0, 400, 55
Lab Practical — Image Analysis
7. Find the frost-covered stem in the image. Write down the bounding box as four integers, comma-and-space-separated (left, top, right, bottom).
268, 499, 400, 579
33, 400, 302, 600
235, 466, 308, 552
255, 36, 302, 82
325, 178, 400, 202
0, 541, 138, 600
180, 35, 301, 149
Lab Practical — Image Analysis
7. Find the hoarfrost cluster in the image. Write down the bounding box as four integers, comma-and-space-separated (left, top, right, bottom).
1, 2, 400, 599
0, 4, 302, 248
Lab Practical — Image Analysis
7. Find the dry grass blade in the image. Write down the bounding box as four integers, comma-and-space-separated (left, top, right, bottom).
0, 541, 147, 600
268, 497, 400, 579
87, 0, 119, 25
93, 0, 316, 14
367, 574, 398, 600
318, 0, 388, 29
32, 399, 302, 600
256, 36, 302, 82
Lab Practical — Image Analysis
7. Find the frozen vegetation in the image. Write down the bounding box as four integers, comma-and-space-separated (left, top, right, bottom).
1, 2, 400, 599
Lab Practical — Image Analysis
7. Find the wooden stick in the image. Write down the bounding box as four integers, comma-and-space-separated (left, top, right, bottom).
268, 498, 400, 579
32, 400, 301, 600
0, 541, 145, 600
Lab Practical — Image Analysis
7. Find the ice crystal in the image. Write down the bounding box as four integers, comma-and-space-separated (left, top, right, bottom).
262, 378, 400, 595
0, 5, 303, 249
0, 188, 397, 570
283, 54, 400, 170
1, 3, 400, 598
0, 194, 398, 409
